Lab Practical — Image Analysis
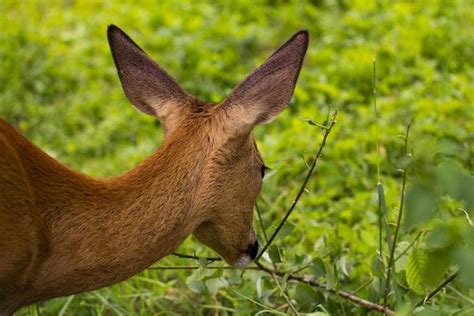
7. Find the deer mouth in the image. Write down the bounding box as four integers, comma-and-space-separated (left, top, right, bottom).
233, 253, 252, 267
232, 240, 258, 267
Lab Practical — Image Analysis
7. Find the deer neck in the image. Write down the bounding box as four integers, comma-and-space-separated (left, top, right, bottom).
111, 134, 208, 255
34, 127, 210, 294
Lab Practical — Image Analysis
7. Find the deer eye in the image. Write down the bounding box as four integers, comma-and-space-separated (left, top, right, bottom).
260, 165, 269, 178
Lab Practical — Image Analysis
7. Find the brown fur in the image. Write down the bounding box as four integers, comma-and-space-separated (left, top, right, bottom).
0, 25, 308, 314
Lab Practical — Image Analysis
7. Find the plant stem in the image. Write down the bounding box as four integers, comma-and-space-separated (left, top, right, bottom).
226, 285, 287, 315
372, 58, 381, 183
372, 59, 385, 305
383, 123, 411, 307
270, 271, 299, 315
378, 183, 401, 305
256, 200, 279, 272
394, 230, 423, 262
415, 272, 459, 307
334, 262, 348, 316
353, 278, 374, 295
256, 110, 337, 260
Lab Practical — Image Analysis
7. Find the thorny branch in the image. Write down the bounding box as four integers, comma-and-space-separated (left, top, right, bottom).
256, 110, 338, 260
415, 272, 459, 308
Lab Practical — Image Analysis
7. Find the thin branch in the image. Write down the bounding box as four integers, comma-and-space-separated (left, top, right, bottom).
171, 252, 221, 262
353, 278, 374, 295
270, 271, 299, 315
415, 272, 459, 308
256, 110, 338, 260
226, 284, 287, 315
255, 261, 395, 315
148, 265, 258, 270
256, 200, 279, 272
165, 243, 393, 313
255, 201, 270, 244
447, 284, 474, 305
383, 122, 411, 307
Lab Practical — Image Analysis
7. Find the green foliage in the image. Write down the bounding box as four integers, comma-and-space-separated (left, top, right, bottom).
1, 0, 473, 314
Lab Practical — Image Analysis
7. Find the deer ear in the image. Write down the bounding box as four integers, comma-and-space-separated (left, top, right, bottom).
222, 30, 308, 131
107, 25, 192, 134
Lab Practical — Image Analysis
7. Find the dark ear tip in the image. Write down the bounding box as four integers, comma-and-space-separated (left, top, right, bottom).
293, 30, 309, 45
107, 24, 123, 40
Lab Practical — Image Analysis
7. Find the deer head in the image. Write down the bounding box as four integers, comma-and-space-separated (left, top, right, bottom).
107, 25, 308, 266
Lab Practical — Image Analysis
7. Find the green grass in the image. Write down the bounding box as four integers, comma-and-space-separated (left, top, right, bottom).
1, 0, 473, 314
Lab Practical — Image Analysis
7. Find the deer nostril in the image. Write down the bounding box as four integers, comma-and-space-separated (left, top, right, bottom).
247, 240, 259, 260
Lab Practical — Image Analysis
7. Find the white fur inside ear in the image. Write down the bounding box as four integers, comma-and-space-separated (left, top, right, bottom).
234, 254, 251, 267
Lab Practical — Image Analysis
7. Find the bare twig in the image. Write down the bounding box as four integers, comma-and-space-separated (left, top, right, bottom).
256, 110, 338, 260
171, 252, 221, 262
256, 201, 298, 314
148, 265, 258, 270
383, 123, 411, 306
255, 261, 395, 315
415, 272, 459, 307
156, 258, 395, 314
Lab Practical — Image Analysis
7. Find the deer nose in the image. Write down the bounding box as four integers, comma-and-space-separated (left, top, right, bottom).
247, 240, 259, 260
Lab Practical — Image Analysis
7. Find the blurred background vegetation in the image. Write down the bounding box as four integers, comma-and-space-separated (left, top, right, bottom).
1, 0, 473, 315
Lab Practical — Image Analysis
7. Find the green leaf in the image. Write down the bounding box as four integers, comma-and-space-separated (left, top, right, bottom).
453, 244, 474, 288
459, 174, 474, 210
424, 249, 451, 288
435, 162, 463, 197
404, 183, 439, 230
426, 219, 464, 250
294, 283, 324, 311
206, 278, 228, 295
311, 258, 327, 279
274, 222, 295, 240
405, 248, 450, 293
371, 255, 385, 278
269, 245, 282, 263
186, 276, 207, 294
435, 162, 474, 210
406, 248, 428, 294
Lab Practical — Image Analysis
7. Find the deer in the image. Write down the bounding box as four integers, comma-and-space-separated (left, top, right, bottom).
0, 25, 308, 314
